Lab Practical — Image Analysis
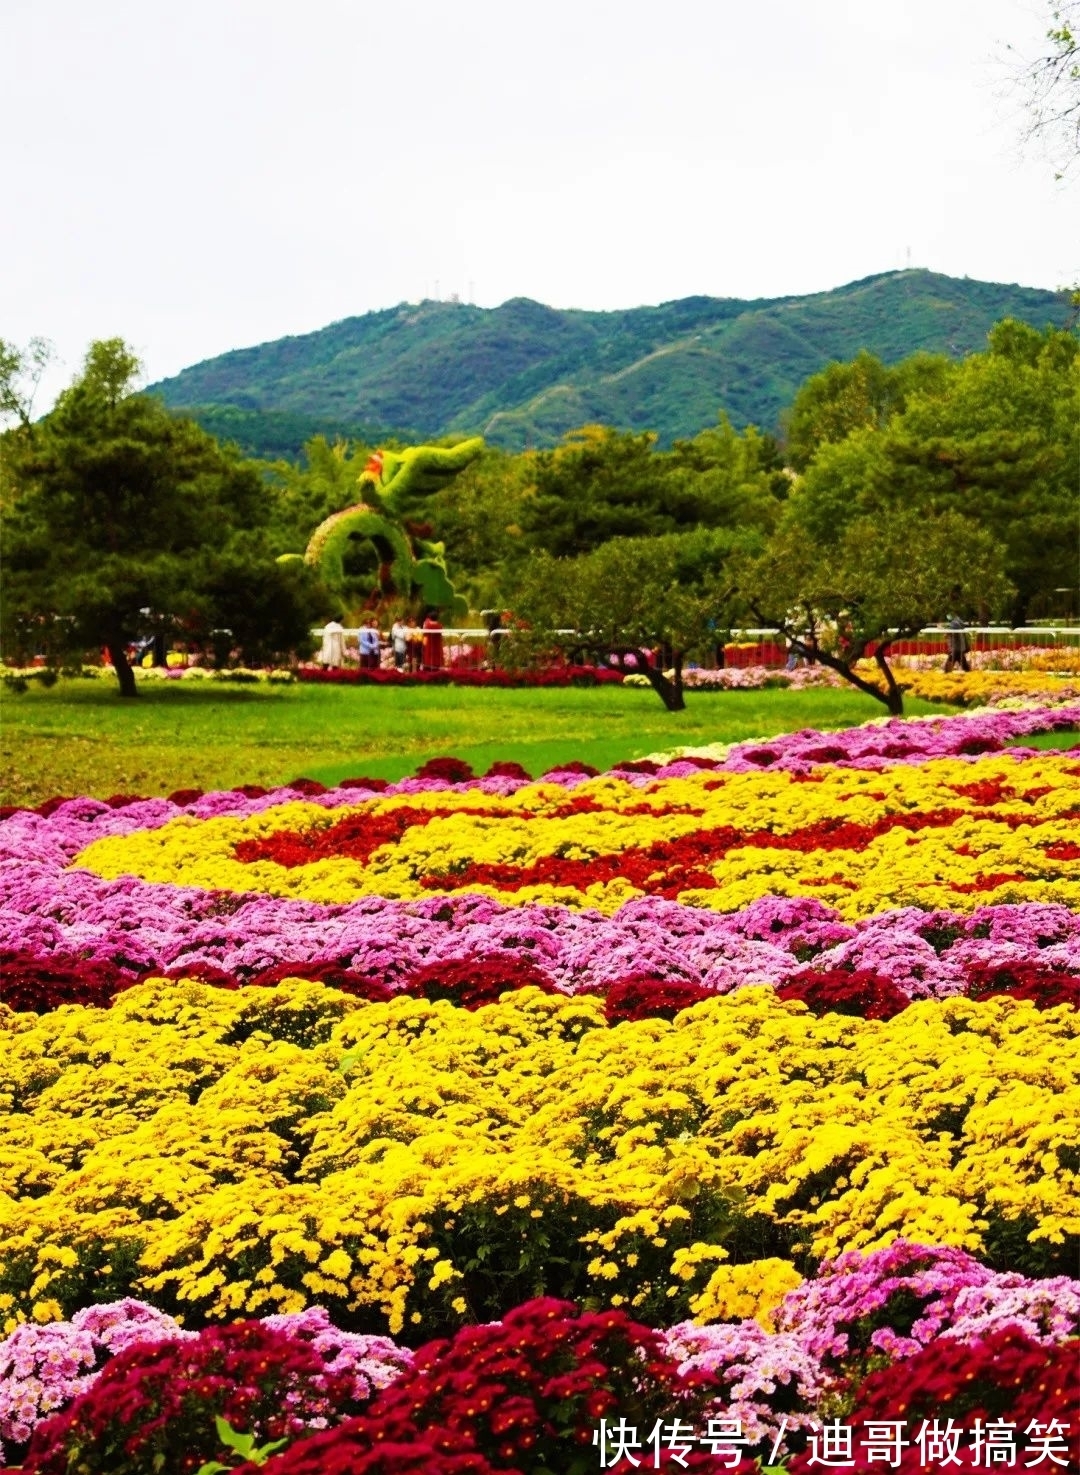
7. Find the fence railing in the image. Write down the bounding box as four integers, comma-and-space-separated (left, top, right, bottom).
311, 626, 1080, 674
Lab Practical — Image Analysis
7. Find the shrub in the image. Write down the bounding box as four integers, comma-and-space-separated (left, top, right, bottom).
415, 757, 476, 784
964, 961, 1079, 1010
482, 761, 532, 780
0, 951, 134, 1012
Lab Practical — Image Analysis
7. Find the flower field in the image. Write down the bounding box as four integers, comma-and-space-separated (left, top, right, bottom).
1, 703, 1077, 1472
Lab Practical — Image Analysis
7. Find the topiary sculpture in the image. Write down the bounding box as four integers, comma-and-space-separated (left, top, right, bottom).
280, 439, 483, 616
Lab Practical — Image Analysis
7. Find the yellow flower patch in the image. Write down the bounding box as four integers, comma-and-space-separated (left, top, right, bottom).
70, 755, 1080, 919
1, 982, 1076, 1334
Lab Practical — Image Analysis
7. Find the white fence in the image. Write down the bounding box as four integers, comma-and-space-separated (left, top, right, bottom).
310, 625, 1080, 672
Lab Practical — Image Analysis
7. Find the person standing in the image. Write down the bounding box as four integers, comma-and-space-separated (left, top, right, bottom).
359, 618, 381, 671
422, 612, 444, 671
391, 617, 409, 671
407, 621, 423, 673
945, 615, 971, 673
319, 615, 345, 669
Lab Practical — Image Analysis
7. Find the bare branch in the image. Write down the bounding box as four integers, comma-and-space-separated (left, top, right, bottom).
1009, 1, 1080, 179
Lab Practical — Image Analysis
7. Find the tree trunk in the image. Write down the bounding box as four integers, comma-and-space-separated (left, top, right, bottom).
642, 650, 685, 712
796, 643, 903, 715
105, 635, 139, 698
872, 642, 905, 716
605, 646, 687, 711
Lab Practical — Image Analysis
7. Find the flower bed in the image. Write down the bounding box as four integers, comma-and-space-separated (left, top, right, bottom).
296, 664, 626, 688
888, 667, 1080, 707
4, 1251, 1076, 1469
2, 665, 297, 687
888, 645, 1080, 674
1, 704, 1077, 1471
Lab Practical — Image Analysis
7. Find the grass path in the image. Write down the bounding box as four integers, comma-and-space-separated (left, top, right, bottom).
1, 679, 955, 805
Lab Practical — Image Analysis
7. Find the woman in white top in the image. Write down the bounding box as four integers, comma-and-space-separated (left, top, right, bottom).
391, 619, 409, 670
319, 617, 345, 668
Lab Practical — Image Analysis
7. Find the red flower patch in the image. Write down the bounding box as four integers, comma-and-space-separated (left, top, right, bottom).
0, 952, 137, 1013
417, 809, 985, 899
416, 758, 476, 784
952, 872, 1029, 894
777, 969, 911, 1021
401, 957, 559, 1010
258, 1299, 733, 1475
604, 975, 714, 1024
965, 962, 1079, 1010
787, 1328, 1078, 1473
234, 806, 456, 869
483, 761, 532, 780
949, 778, 1014, 805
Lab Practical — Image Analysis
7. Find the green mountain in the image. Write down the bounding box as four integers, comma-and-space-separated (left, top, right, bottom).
171, 404, 388, 462
150, 270, 1073, 455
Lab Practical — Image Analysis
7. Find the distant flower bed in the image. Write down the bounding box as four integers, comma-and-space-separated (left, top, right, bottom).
889, 644, 1080, 674
885, 666, 1080, 707
672, 661, 1080, 707
677, 665, 841, 691
295, 663, 626, 687
1, 664, 295, 686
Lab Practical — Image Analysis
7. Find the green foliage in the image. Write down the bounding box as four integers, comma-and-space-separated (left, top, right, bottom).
512, 528, 754, 710
195, 1416, 287, 1474
179, 403, 390, 462
0, 335, 53, 431
363, 437, 485, 517
413, 417, 784, 617
783, 348, 950, 470
302, 504, 414, 606
147, 271, 1074, 450
738, 507, 1013, 713
289, 438, 484, 616
419, 446, 534, 607
1, 339, 325, 693
790, 322, 1079, 619
517, 426, 669, 557
199, 545, 324, 667
263, 436, 378, 555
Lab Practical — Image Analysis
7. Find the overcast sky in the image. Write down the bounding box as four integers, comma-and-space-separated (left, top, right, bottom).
3, 0, 1077, 408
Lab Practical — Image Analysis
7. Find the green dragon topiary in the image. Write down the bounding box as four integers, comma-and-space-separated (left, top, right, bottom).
280, 438, 483, 615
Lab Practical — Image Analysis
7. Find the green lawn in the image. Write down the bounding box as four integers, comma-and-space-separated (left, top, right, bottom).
0, 679, 955, 805
1004, 729, 1080, 751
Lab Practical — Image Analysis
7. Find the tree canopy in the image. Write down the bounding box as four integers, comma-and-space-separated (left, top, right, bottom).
786, 323, 1078, 622
4, 314, 1074, 714
736, 508, 1012, 715
512, 528, 753, 710
2, 340, 325, 695
782, 349, 950, 472
0, 337, 53, 432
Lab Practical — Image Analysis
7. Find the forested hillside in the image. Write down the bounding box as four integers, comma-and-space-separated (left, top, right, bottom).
149, 270, 1072, 455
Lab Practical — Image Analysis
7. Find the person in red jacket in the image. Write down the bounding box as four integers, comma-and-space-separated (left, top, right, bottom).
422, 612, 443, 671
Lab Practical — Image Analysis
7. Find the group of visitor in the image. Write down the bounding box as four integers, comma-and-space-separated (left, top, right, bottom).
782, 611, 974, 673
318, 610, 977, 678
318, 615, 445, 671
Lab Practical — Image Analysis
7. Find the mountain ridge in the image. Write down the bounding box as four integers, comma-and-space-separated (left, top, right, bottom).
149, 270, 1073, 454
